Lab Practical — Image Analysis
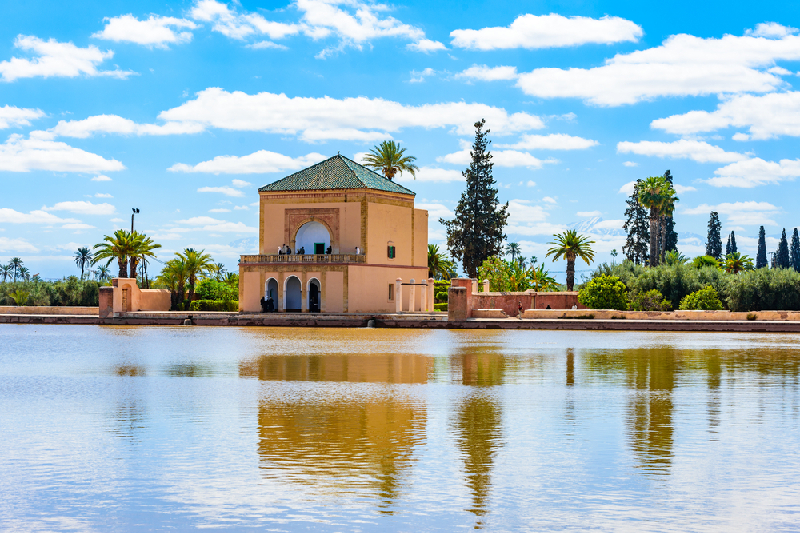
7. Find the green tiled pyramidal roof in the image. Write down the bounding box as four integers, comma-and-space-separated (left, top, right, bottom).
258, 154, 415, 196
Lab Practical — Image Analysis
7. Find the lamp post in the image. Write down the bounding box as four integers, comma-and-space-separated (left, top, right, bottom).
131, 208, 139, 233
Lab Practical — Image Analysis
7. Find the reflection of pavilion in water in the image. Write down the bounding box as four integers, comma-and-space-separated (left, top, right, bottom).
450, 348, 505, 527
239, 354, 429, 508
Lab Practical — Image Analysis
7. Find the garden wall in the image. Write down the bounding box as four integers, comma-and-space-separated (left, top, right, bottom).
0, 306, 98, 315
448, 278, 584, 319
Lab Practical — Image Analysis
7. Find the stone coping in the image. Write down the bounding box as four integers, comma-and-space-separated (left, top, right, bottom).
521, 309, 800, 321
0, 306, 98, 315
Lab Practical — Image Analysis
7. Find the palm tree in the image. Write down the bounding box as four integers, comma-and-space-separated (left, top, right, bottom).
664, 250, 688, 265
428, 244, 456, 280
18, 266, 30, 282
95, 265, 111, 282
74, 247, 93, 279
725, 252, 754, 274
638, 176, 678, 267
529, 263, 557, 292
178, 248, 215, 303
127, 232, 161, 282
505, 242, 521, 263
362, 140, 419, 180
0, 263, 11, 283
546, 230, 595, 291
158, 258, 188, 310
658, 187, 679, 263
213, 263, 227, 281
10, 257, 23, 282
93, 230, 133, 278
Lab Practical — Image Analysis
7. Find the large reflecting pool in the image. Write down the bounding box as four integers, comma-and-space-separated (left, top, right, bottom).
1, 325, 799, 531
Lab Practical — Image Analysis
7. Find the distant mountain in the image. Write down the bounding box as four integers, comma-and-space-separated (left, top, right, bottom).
229, 237, 258, 252
568, 217, 625, 237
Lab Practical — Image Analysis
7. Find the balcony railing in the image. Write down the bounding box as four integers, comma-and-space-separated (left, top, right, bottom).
240, 253, 366, 264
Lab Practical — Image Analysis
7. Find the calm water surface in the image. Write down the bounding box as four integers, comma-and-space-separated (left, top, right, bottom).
1, 325, 799, 531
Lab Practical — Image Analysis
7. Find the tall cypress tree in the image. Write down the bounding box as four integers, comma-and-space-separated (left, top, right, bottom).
791, 228, 800, 272
623, 180, 649, 265
756, 226, 768, 269
729, 231, 737, 255
776, 228, 791, 269
441, 119, 509, 277
706, 212, 722, 260
662, 170, 679, 254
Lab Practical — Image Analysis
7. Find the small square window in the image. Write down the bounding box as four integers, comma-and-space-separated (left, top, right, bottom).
388, 283, 395, 301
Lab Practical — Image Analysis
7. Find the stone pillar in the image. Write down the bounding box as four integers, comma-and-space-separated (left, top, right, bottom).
448, 286, 467, 320
427, 278, 435, 312
278, 274, 284, 312
419, 281, 426, 313
395, 278, 403, 314
301, 273, 308, 313
482, 279, 490, 293
408, 279, 416, 312
450, 278, 474, 318
471, 279, 478, 294
99, 286, 113, 318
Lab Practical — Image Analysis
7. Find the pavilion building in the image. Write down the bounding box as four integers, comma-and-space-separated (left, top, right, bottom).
238, 154, 429, 313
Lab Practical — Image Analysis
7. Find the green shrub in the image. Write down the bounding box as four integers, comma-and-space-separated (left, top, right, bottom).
679, 286, 724, 310
189, 299, 238, 312
0, 277, 100, 306
434, 302, 448, 312
726, 268, 800, 311
195, 279, 237, 301
578, 275, 628, 310
628, 289, 671, 311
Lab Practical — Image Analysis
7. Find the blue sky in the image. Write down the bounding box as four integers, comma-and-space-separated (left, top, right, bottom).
2, 0, 800, 279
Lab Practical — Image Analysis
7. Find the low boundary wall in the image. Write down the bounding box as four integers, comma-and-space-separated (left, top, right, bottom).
0, 306, 98, 315
448, 277, 585, 319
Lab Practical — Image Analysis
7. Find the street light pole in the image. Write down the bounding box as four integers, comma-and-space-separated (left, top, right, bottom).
131, 208, 139, 233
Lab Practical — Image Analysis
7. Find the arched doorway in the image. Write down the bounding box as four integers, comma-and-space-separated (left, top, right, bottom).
308, 278, 320, 313
265, 278, 278, 312
295, 221, 330, 255
285, 276, 302, 312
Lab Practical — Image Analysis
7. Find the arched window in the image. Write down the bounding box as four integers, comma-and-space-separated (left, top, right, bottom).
295, 221, 330, 255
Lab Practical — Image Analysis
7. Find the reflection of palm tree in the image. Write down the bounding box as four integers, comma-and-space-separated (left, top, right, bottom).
625, 349, 675, 473
455, 394, 501, 524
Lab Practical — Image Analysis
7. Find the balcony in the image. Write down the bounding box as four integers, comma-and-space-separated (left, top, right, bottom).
239, 254, 366, 264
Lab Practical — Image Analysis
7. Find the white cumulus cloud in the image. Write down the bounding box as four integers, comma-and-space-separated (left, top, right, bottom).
651, 92, 800, 140
0, 105, 45, 128
158, 88, 546, 139
515, 27, 800, 106
399, 166, 464, 182
0, 207, 80, 225
93, 14, 198, 47
407, 39, 446, 53
39, 114, 205, 139
497, 133, 598, 150
457, 65, 518, 81
438, 140, 557, 168
0, 35, 133, 82
0, 237, 38, 253
683, 201, 781, 226
617, 139, 747, 163
0, 134, 125, 173
43, 201, 116, 216
706, 158, 800, 188
450, 13, 642, 50
170, 150, 326, 174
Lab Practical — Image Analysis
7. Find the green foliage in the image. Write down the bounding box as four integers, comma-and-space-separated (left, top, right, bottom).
679, 285, 724, 310
9, 290, 30, 306
628, 289, 671, 311
707, 212, 722, 260
546, 229, 595, 291
441, 119, 509, 277
434, 302, 448, 312
623, 180, 650, 265
578, 275, 628, 310
0, 277, 100, 306
433, 280, 449, 303
726, 268, 800, 311
756, 226, 768, 268
692, 255, 720, 269
664, 250, 687, 265
190, 300, 239, 312
776, 228, 791, 269
195, 278, 238, 301
428, 244, 456, 280
724, 252, 754, 274
477, 255, 557, 293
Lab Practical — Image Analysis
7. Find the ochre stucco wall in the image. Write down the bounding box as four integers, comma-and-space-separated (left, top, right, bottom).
347, 265, 428, 313
241, 272, 261, 312
326, 271, 344, 313
413, 209, 428, 268
366, 202, 414, 266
